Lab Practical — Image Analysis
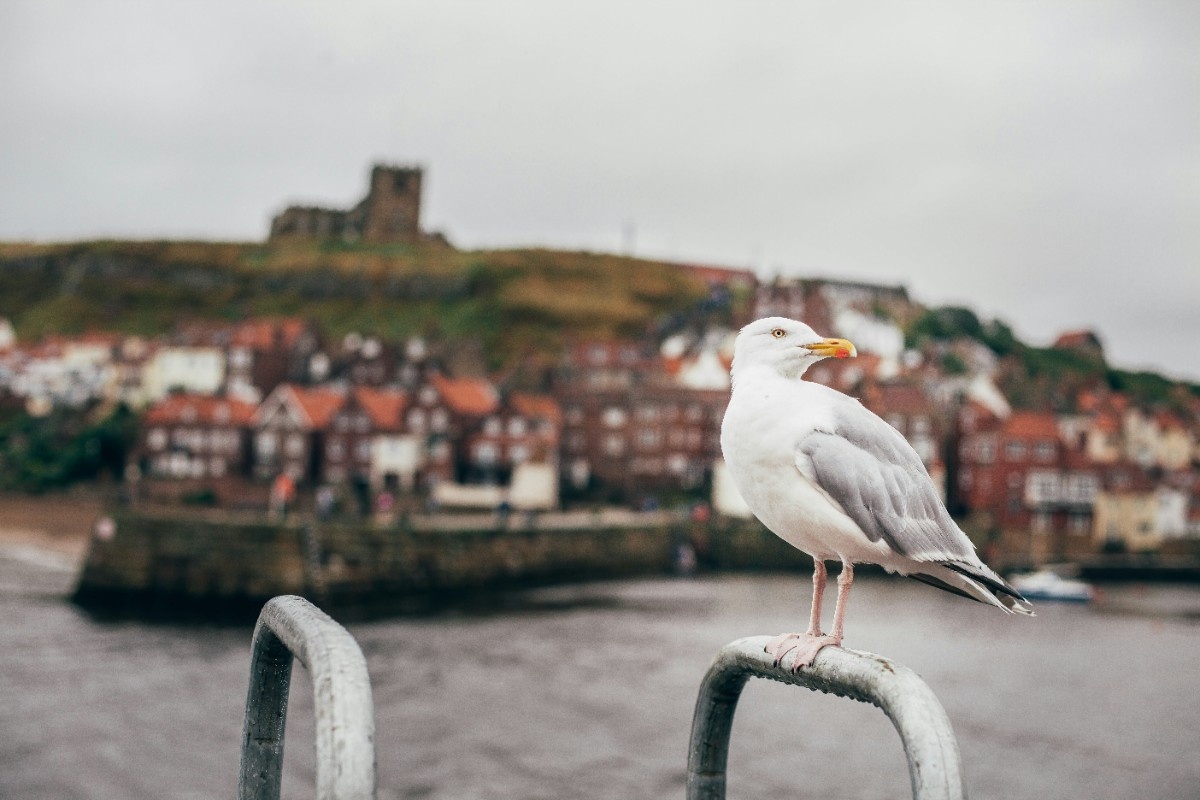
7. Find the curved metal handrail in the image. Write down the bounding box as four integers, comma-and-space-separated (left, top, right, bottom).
688, 636, 965, 800
238, 595, 377, 800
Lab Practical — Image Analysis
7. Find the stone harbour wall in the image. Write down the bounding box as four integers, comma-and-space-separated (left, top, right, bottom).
72, 512, 808, 618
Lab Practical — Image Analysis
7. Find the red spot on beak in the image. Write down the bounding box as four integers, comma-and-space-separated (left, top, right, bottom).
835, 348, 850, 359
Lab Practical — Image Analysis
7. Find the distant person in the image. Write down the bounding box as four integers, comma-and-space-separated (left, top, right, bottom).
270, 473, 296, 520
315, 485, 335, 520
375, 489, 395, 525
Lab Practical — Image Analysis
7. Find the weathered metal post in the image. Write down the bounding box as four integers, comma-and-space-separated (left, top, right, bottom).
238, 595, 377, 800
688, 636, 966, 800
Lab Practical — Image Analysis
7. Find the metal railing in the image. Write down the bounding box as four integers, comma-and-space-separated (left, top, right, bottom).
238, 595, 377, 800
688, 636, 966, 800
235, 598, 964, 800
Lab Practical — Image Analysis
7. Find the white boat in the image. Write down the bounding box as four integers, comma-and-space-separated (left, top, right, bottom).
1009, 569, 1095, 603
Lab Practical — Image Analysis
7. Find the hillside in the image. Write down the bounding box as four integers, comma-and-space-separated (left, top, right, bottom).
0, 240, 711, 371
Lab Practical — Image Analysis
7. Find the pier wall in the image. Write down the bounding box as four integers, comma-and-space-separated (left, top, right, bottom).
72, 512, 807, 616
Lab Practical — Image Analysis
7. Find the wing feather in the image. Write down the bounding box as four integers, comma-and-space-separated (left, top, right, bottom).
795, 399, 975, 562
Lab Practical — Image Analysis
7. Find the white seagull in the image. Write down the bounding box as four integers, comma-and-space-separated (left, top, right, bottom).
721, 317, 1032, 669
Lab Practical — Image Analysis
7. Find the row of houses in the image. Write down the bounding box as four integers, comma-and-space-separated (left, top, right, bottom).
4, 273, 1200, 559
137, 373, 562, 505
953, 389, 1200, 560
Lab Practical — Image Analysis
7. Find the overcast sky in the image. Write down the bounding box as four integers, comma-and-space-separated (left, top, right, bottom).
2, 1, 1198, 380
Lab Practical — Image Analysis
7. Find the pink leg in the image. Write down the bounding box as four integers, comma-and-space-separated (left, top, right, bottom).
806, 560, 827, 636
827, 562, 854, 643
765, 560, 843, 671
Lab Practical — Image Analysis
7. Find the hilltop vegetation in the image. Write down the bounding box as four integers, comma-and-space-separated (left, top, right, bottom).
906, 305, 1200, 411
0, 240, 709, 371
2, 239, 1195, 408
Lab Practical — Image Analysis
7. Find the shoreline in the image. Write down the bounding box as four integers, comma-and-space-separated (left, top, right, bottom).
0, 493, 102, 567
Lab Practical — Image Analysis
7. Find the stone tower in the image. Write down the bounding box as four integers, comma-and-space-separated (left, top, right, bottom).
358, 165, 423, 243
268, 163, 425, 244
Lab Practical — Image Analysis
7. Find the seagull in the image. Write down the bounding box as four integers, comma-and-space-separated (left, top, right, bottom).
720, 317, 1032, 670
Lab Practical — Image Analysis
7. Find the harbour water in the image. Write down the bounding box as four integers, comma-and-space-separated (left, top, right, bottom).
1, 544, 1198, 800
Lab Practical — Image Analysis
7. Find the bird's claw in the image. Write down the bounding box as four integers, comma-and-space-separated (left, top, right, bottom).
764, 632, 841, 672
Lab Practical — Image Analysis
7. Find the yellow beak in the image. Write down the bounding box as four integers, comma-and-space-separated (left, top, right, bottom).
803, 338, 857, 360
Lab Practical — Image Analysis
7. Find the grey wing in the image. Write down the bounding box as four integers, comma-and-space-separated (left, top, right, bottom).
795, 402, 975, 562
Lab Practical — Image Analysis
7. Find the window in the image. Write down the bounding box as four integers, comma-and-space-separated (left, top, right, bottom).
565, 407, 584, 425
638, 429, 663, 450
419, 386, 438, 406
1004, 440, 1026, 461
959, 467, 973, 488
431, 409, 449, 432
510, 444, 530, 464
148, 428, 167, 451
1032, 512, 1052, 534
483, 417, 502, 436
976, 440, 995, 464
635, 405, 660, 422
476, 442, 499, 465
602, 434, 624, 457
355, 441, 371, 462
355, 414, 370, 433
327, 438, 345, 461
256, 432, 278, 457
1034, 441, 1056, 462
1068, 513, 1090, 535
407, 408, 427, 433
602, 407, 627, 428
286, 434, 305, 457
229, 347, 251, 368
508, 417, 527, 437
1026, 471, 1059, 503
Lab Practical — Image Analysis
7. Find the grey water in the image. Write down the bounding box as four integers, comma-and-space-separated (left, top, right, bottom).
1, 546, 1198, 800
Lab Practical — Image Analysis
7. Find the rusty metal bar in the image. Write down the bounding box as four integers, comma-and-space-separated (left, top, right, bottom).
688, 636, 965, 800
238, 595, 377, 800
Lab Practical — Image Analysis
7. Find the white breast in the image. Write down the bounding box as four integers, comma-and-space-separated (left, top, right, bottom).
721, 370, 895, 565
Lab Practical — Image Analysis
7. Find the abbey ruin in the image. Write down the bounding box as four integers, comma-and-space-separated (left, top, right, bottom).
269, 164, 425, 244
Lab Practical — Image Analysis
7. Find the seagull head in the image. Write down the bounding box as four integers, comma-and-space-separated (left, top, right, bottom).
731, 317, 857, 381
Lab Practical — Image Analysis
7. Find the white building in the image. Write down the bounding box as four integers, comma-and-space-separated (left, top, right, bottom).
142, 347, 225, 401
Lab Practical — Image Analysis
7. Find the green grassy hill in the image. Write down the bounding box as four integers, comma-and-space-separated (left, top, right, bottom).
0, 240, 711, 371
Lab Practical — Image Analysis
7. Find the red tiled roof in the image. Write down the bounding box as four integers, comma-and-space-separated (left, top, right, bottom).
676, 263, 756, 286
289, 386, 346, 428
145, 394, 257, 426
1003, 410, 1060, 439
232, 317, 310, 350
1053, 329, 1102, 351
430, 374, 499, 416
1155, 411, 1185, 431
510, 392, 562, 426
354, 386, 407, 430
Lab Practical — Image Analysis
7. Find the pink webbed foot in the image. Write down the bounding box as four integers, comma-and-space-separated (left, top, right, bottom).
764, 632, 842, 671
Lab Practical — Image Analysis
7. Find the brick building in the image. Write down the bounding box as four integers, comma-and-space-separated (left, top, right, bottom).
139, 394, 257, 481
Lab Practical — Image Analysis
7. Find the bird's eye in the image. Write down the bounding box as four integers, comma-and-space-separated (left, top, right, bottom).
770, 328, 785, 339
